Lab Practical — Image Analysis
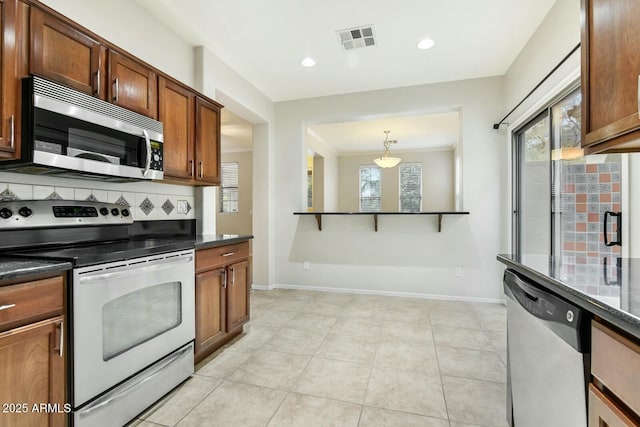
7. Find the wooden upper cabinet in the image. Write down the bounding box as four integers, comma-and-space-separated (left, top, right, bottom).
581, 0, 640, 153
108, 50, 157, 119
30, 6, 101, 97
159, 76, 195, 180
162, 87, 222, 186
195, 97, 221, 184
0, 0, 20, 159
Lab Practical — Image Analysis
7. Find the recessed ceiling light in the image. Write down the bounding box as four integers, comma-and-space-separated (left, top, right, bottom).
417, 38, 435, 50
301, 57, 316, 67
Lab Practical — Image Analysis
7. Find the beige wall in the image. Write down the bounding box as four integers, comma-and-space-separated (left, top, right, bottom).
338, 150, 454, 212
217, 151, 253, 235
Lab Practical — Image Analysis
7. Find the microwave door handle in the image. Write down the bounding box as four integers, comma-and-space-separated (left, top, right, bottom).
142, 129, 151, 177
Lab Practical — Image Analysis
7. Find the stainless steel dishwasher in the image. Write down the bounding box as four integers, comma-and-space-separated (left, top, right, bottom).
504, 269, 589, 427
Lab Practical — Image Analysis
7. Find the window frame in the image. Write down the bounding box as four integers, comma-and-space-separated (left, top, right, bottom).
398, 162, 423, 212
219, 161, 239, 213
359, 165, 382, 212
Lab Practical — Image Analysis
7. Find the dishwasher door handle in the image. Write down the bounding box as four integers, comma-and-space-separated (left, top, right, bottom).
504, 269, 588, 352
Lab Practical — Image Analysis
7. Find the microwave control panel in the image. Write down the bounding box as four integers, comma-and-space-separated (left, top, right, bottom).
150, 141, 163, 171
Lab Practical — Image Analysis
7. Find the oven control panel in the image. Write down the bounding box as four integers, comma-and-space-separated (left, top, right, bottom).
0, 200, 134, 229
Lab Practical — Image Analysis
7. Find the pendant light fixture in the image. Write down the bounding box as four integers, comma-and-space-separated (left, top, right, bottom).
374, 130, 401, 168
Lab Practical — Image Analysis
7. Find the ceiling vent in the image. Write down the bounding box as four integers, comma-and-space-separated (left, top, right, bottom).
336, 25, 376, 50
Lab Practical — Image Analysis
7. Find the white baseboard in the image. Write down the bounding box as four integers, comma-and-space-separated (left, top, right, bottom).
253, 283, 505, 305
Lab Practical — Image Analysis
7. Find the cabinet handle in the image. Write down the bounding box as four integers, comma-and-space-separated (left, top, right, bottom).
231, 267, 235, 286
8, 115, 14, 149
222, 252, 235, 257
113, 78, 119, 102
95, 69, 101, 97
221, 268, 227, 288
189, 159, 194, 177
55, 321, 63, 358
199, 161, 203, 178
0, 303, 15, 311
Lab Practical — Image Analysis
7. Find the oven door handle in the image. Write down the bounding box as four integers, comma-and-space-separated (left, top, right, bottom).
77, 344, 192, 418
77, 255, 193, 283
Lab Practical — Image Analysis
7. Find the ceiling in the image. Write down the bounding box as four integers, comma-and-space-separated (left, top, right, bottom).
139, 0, 556, 154
134, 0, 556, 102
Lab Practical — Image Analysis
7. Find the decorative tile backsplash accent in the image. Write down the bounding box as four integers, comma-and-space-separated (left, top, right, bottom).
161, 199, 174, 215
560, 160, 621, 261
139, 197, 154, 216
0, 188, 19, 201
0, 176, 196, 222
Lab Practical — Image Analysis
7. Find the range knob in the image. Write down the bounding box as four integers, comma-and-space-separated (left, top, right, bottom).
18, 207, 32, 217
0, 208, 12, 219
121, 208, 130, 217
99, 207, 109, 216
111, 208, 120, 216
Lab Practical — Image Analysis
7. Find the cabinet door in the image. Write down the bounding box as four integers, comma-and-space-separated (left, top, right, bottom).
159, 77, 195, 180
0, 0, 18, 158
108, 50, 157, 119
226, 260, 249, 331
582, 0, 640, 152
195, 269, 226, 360
0, 316, 66, 427
30, 7, 101, 96
195, 97, 221, 184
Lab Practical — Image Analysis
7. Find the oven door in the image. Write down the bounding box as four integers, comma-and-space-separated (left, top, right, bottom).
72, 250, 195, 407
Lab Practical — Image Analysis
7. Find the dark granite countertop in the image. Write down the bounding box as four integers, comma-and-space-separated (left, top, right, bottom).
0, 234, 252, 280
194, 234, 253, 250
0, 257, 72, 283
498, 254, 640, 339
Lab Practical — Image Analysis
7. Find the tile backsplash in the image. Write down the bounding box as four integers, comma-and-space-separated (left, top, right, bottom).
0, 172, 195, 221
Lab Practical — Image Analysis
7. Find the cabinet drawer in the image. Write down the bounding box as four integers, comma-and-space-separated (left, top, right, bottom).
196, 242, 249, 272
592, 320, 640, 416
589, 384, 638, 427
0, 276, 64, 331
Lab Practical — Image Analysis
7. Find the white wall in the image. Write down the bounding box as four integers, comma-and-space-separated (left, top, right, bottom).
276, 77, 505, 301
338, 150, 454, 212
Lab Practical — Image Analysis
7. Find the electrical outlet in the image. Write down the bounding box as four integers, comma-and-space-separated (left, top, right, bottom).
454, 267, 463, 278
303, 261, 310, 270
177, 200, 188, 214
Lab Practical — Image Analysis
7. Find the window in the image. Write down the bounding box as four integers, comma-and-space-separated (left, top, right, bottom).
399, 163, 422, 212
359, 166, 381, 212
514, 88, 622, 259
219, 162, 239, 213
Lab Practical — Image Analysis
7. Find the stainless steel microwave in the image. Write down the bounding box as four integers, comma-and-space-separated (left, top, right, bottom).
0, 76, 163, 181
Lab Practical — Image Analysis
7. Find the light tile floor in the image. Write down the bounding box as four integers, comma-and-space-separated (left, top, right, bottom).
129, 289, 508, 427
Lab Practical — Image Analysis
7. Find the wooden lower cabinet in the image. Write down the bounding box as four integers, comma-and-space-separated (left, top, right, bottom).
195, 268, 225, 358
0, 273, 67, 427
226, 260, 249, 331
589, 384, 637, 427
195, 242, 250, 364
590, 320, 640, 426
